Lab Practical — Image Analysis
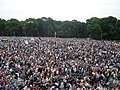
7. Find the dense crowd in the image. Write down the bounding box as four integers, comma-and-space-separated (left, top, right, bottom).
0, 37, 120, 90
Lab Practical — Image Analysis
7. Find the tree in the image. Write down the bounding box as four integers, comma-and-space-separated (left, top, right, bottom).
86, 17, 102, 40
115, 20, 120, 40
23, 18, 38, 36
47, 17, 56, 37
54, 21, 62, 37
75, 22, 87, 38
0, 16, 120, 40
0, 18, 6, 36
57, 21, 73, 38
101, 16, 118, 40
5, 19, 22, 36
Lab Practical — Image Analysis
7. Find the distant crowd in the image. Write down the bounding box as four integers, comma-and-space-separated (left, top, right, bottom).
0, 37, 120, 90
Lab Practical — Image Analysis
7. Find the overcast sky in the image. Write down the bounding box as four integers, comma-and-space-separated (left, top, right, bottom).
0, 0, 120, 22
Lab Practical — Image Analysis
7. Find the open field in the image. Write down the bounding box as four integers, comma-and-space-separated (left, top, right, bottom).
0, 37, 120, 89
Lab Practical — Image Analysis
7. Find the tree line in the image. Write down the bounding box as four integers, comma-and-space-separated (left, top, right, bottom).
0, 16, 120, 40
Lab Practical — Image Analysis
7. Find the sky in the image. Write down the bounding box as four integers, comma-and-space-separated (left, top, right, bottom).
0, 0, 120, 22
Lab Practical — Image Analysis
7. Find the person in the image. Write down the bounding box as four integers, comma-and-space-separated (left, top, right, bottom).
0, 37, 119, 89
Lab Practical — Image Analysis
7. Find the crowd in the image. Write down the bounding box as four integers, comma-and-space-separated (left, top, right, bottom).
0, 37, 120, 90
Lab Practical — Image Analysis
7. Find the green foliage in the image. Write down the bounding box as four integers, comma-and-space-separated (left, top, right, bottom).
23, 18, 38, 36
0, 18, 6, 36
101, 16, 118, 40
4, 19, 22, 36
0, 16, 120, 40
86, 17, 102, 40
